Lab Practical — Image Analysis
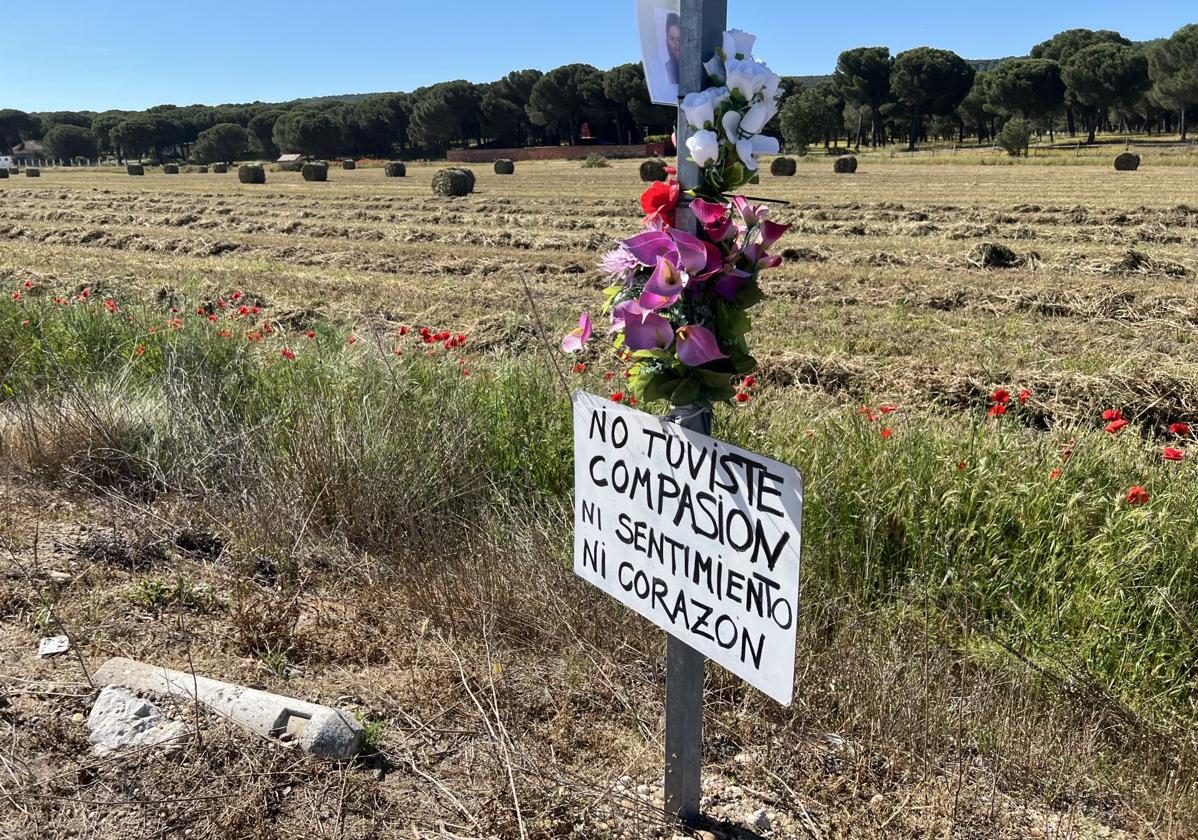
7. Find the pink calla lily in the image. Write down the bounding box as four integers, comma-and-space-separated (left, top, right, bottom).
690, 198, 729, 226
624, 309, 675, 351
675, 324, 727, 367
640, 256, 686, 311
561, 312, 592, 353
760, 220, 790, 249
715, 268, 753, 301
623, 230, 675, 266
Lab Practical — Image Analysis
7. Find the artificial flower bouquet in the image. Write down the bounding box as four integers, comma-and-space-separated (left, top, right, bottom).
564, 29, 788, 408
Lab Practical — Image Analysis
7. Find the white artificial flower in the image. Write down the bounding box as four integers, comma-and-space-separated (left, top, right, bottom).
739, 100, 777, 136
681, 87, 730, 130
723, 110, 779, 170
726, 58, 782, 102
722, 30, 756, 60
685, 129, 720, 167
704, 53, 726, 84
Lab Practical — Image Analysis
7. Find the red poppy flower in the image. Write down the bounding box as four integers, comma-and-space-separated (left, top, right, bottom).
988, 404, 1007, 417
879, 404, 899, 415
640, 179, 680, 227
134, 346, 146, 356
1049, 469, 1063, 480
22, 280, 32, 289
399, 326, 410, 336
1126, 485, 1149, 505
1018, 389, 1031, 405
207, 314, 218, 322
231, 291, 242, 301
461, 369, 471, 377
991, 389, 1010, 404
957, 461, 966, 471
281, 348, 295, 361
610, 392, 625, 403
880, 428, 893, 439
604, 372, 614, 382
79, 289, 90, 299
1163, 448, 1185, 462
736, 392, 750, 404
1102, 409, 1122, 422
1169, 423, 1189, 437
629, 396, 638, 406
347, 335, 358, 345
572, 363, 586, 374
1106, 419, 1129, 434
11, 291, 19, 301
742, 376, 757, 389
305, 330, 316, 339
219, 329, 232, 338
393, 347, 403, 356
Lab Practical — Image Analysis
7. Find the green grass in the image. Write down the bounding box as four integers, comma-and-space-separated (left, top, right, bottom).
2, 287, 1196, 729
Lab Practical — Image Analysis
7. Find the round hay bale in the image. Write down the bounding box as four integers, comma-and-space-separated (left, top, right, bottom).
238, 164, 266, 185
212, 163, 228, 174
302, 162, 328, 182
494, 158, 516, 175
25, 168, 40, 178
163, 164, 179, 174
770, 157, 797, 177
196, 165, 208, 174
127, 164, 145, 176
447, 167, 476, 192
640, 159, 668, 182
834, 156, 858, 174
0, 168, 7, 179
1114, 152, 1141, 171
972, 242, 1020, 269
432, 168, 470, 197
341, 159, 357, 170
384, 161, 406, 177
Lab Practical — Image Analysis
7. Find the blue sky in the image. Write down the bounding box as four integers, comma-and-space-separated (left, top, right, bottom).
14, 2, 1194, 112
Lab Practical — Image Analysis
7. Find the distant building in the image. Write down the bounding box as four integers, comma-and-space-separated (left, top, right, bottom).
277, 153, 304, 171
12, 140, 43, 164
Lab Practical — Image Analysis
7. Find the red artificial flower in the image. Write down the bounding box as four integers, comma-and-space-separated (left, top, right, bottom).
1018, 389, 1031, 405
988, 404, 1007, 417
1102, 409, 1122, 422
1049, 468, 1063, 480
991, 389, 1010, 405
640, 179, 680, 227
1126, 485, 1149, 505
1163, 448, 1185, 462
572, 363, 586, 374
1169, 423, 1189, 437
1106, 419, 1129, 434
281, 348, 295, 361
610, 392, 625, 403
880, 428, 893, 439
736, 392, 750, 404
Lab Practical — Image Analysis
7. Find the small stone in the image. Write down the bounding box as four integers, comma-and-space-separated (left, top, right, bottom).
869, 793, 885, 809
750, 809, 771, 831
635, 784, 651, 796
619, 775, 633, 786
71, 712, 85, 723
373, 767, 385, 781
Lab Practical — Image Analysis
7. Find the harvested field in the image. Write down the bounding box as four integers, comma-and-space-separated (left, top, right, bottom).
2, 159, 1197, 839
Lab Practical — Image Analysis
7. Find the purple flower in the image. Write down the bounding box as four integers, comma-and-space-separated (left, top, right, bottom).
561, 312, 592, 353
599, 246, 639, 279
675, 325, 727, 367
759, 220, 790, 249
624, 309, 675, 351
640, 257, 686, 311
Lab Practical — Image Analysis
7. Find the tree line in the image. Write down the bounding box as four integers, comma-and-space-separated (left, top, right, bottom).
1, 24, 1195, 165
780, 24, 1198, 154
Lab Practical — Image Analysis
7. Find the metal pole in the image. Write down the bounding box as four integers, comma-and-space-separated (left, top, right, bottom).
664, 1, 725, 824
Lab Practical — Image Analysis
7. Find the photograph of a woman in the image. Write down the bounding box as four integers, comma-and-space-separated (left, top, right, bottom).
637, 0, 682, 105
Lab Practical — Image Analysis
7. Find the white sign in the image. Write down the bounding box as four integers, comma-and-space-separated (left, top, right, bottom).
572, 392, 803, 704
636, 0, 682, 106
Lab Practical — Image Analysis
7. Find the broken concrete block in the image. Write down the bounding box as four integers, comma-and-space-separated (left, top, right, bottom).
88, 685, 190, 755
92, 657, 362, 759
